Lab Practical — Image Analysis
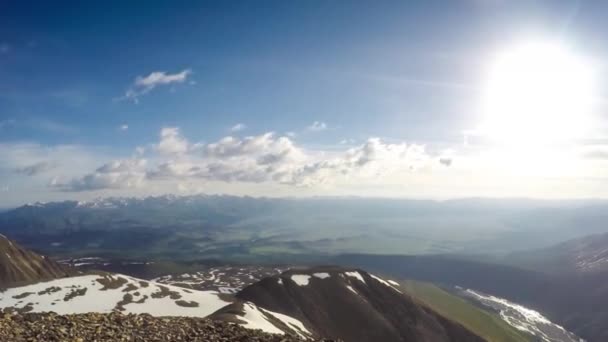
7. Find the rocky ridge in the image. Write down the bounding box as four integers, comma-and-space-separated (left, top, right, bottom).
0, 311, 339, 342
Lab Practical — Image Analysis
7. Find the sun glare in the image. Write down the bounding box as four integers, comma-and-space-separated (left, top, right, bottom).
479, 40, 596, 146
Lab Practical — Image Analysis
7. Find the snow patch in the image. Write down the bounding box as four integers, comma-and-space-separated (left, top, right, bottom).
344, 271, 366, 284
0, 274, 229, 318
346, 285, 358, 295
370, 274, 402, 293
238, 302, 284, 335
290, 274, 311, 286
260, 307, 312, 339
312, 272, 330, 279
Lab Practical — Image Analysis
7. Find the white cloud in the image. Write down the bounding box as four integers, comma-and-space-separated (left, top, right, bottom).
287, 138, 431, 186
51, 158, 147, 192
230, 123, 246, 132
43, 127, 441, 193
122, 69, 192, 103
307, 121, 327, 132
119, 124, 129, 131
14, 161, 57, 176
156, 127, 189, 155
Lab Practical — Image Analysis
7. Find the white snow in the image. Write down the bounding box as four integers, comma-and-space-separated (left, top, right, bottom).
290, 274, 311, 286
387, 280, 399, 286
277, 278, 283, 285
312, 272, 330, 279
463, 289, 581, 342
238, 302, 284, 335
344, 271, 366, 284
370, 274, 402, 293
260, 307, 312, 339
0, 274, 229, 317
346, 285, 358, 295
237, 302, 311, 339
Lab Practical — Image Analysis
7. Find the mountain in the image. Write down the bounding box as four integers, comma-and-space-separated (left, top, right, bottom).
0, 234, 69, 287
401, 280, 533, 342
211, 267, 484, 342
4, 195, 608, 260
0, 262, 488, 341
329, 253, 595, 341
507, 231, 608, 274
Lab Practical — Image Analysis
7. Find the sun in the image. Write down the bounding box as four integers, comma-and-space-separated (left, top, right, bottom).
479, 40, 596, 146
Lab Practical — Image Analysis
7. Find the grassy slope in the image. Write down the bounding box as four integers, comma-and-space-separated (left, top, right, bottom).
401, 280, 532, 342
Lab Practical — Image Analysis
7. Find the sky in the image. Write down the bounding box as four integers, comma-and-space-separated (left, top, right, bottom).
2, 0, 608, 207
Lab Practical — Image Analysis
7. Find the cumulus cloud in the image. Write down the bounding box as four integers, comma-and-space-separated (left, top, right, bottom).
49, 128, 436, 192
51, 159, 146, 192
149, 132, 305, 184
287, 138, 430, 186
156, 127, 189, 155
14, 161, 56, 176
119, 124, 129, 131
307, 121, 327, 131
123, 69, 192, 103
230, 123, 246, 132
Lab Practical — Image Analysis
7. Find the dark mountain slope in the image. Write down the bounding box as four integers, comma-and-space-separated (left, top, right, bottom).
213, 266, 484, 342
329, 253, 605, 341
507, 231, 608, 274
0, 234, 69, 287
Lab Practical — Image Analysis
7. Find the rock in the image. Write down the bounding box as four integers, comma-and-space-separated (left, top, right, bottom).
0, 312, 341, 342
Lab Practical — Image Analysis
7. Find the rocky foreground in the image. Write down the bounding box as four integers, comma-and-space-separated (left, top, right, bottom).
0, 312, 336, 342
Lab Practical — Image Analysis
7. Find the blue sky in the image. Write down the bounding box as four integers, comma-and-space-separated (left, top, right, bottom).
2, 0, 608, 206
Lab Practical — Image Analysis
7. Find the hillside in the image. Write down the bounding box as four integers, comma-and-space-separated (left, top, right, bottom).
507, 231, 608, 274
0, 234, 69, 287
213, 266, 485, 342
401, 280, 532, 342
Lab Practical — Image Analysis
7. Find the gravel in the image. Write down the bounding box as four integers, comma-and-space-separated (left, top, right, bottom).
0, 311, 338, 342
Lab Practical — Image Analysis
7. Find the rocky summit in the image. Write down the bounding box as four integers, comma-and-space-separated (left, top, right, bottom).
0, 311, 339, 342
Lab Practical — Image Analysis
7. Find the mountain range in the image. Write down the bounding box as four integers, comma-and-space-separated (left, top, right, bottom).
0, 236, 490, 341
2, 195, 607, 341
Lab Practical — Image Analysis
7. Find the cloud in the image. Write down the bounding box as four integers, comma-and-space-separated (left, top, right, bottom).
148, 132, 305, 184
51, 159, 147, 192
14, 161, 57, 176
307, 121, 327, 132
287, 138, 430, 186
156, 127, 189, 155
439, 158, 452, 166
230, 123, 246, 132
119, 124, 129, 131
47, 128, 436, 192
123, 69, 192, 103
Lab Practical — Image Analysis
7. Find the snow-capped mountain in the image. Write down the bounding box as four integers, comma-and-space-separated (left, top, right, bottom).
213, 266, 484, 342
0, 240, 485, 342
